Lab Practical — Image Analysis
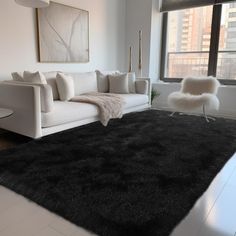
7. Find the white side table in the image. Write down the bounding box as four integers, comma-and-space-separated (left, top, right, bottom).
0, 108, 13, 119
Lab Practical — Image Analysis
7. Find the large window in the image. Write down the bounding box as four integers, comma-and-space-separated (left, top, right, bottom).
217, 3, 236, 80
162, 2, 236, 83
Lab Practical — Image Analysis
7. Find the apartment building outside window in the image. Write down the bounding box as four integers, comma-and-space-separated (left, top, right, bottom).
161, 2, 236, 84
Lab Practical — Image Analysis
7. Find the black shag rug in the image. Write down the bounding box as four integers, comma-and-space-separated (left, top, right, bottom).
0, 110, 235, 236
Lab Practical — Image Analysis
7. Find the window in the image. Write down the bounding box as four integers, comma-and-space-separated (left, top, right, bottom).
161, 2, 236, 83
166, 6, 213, 78
217, 3, 236, 80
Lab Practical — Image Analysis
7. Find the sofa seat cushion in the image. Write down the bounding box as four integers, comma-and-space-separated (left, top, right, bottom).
119, 94, 149, 109
42, 94, 148, 128
42, 101, 99, 128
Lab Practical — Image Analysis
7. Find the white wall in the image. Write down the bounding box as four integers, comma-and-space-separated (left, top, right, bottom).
125, 0, 162, 81
149, 0, 162, 81
125, 0, 152, 77
0, 0, 126, 80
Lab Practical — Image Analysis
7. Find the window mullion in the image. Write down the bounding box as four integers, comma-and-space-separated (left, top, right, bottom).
208, 4, 222, 76
160, 13, 168, 80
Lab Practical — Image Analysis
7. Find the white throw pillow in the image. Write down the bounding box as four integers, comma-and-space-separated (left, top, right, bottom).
11, 72, 24, 82
56, 73, 75, 101
127, 72, 136, 93
23, 71, 47, 84
43, 71, 60, 100
109, 74, 129, 94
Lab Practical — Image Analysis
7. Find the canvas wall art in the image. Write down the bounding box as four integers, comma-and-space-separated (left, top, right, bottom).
37, 2, 89, 63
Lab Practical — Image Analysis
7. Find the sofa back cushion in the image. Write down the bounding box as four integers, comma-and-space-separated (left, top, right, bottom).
69, 72, 97, 95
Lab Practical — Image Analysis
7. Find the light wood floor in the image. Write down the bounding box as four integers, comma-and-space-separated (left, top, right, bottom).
0, 130, 235, 236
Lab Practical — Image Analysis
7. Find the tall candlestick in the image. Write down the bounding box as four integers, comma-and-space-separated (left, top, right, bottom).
128, 46, 132, 73
138, 30, 143, 77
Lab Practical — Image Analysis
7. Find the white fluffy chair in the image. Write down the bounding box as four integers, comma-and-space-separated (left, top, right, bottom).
168, 77, 220, 122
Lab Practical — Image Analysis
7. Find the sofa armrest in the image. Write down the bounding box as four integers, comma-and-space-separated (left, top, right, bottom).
135, 78, 152, 104
4, 80, 54, 113
0, 83, 42, 138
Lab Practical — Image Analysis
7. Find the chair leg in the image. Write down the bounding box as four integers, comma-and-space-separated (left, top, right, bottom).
203, 105, 209, 122
202, 105, 216, 122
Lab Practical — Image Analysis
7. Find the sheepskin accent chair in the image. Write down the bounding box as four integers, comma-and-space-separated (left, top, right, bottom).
168, 76, 220, 122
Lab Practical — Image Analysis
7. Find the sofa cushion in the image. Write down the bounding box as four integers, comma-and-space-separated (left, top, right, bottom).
109, 74, 129, 94
135, 80, 149, 95
96, 71, 136, 94
11, 72, 24, 82
127, 72, 136, 93
23, 71, 47, 84
41, 101, 99, 128
96, 70, 118, 93
41, 94, 148, 128
56, 73, 75, 101
69, 72, 98, 95
43, 72, 60, 100
119, 94, 149, 109
96, 70, 109, 93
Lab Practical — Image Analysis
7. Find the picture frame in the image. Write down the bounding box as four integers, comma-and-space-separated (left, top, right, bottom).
36, 1, 89, 63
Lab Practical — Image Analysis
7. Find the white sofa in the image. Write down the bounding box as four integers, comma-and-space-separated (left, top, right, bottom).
0, 71, 151, 138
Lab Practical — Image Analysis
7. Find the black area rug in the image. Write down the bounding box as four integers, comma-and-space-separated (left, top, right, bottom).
0, 110, 235, 236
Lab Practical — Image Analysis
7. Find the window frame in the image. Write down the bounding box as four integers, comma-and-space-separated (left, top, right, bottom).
160, 4, 236, 85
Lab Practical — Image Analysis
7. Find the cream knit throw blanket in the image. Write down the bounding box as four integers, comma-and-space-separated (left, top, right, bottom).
71, 92, 125, 126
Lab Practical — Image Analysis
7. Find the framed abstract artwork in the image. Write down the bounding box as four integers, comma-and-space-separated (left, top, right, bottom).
36, 2, 89, 63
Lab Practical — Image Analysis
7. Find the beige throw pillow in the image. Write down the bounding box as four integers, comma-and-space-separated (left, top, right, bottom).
109, 74, 129, 94
11, 72, 24, 82
23, 71, 47, 84
56, 73, 75, 101
96, 70, 121, 93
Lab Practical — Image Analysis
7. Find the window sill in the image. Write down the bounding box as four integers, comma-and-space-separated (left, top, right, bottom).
161, 78, 236, 86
